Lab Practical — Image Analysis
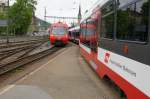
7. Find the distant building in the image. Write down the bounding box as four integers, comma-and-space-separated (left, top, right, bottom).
30, 14, 50, 34
78, 5, 82, 24
0, 0, 6, 5
70, 5, 82, 27
36, 17, 50, 32
0, 0, 8, 13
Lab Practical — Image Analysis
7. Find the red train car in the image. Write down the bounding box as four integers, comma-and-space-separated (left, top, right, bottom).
79, 0, 150, 99
80, 19, 97, 50
49, 22, 69, 46
68, 26, 80, 44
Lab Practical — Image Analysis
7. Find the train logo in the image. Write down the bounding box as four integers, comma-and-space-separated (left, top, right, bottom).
104, 53, 110, 63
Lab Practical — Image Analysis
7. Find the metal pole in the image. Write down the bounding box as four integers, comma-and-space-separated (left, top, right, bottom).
6, 0, 9, 43
44, 7, 47, 31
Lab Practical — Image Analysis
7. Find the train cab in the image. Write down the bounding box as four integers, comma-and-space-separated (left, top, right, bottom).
49, 22, 69, 46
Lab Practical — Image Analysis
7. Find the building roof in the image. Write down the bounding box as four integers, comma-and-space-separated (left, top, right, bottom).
0, 0, 7, 6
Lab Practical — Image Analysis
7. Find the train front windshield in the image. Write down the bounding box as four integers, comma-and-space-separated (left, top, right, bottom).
52, 27, 66, 35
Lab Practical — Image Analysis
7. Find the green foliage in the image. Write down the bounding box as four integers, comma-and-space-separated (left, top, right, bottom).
8, 0, 37, 35
0, 13, 6, 19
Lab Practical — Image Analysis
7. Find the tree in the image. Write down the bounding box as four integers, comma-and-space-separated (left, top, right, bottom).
8, 0, 37, 35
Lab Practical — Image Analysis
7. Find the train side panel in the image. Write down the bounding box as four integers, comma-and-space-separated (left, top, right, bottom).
79, 0, 150, 98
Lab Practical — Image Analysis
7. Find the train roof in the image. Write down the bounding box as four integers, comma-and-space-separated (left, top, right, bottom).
81, 0, 108, 23
68, 26, 80, 32
52, 22, 68, 28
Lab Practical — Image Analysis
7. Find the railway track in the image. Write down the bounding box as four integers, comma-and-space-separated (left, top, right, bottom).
0, 38, 60, 75
0, 44, 39, 56
0, 40, 46, 60
0, 43, 43, 63
0, 39, 48, 49
0, 45, 60, 75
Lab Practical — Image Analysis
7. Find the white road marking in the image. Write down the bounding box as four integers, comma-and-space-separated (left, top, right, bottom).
0, 47, 70, 95
0, 85, 15, 95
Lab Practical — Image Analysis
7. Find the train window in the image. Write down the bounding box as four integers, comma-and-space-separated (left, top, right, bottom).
86, 28, 95, 36
81, 28, 85, 33
52, 27, 67, 35
101, 0, 115, 39
80, 27, 86, 44
101, 13, 114, 39
117, 0, 135, 8
102, 0, 115, 16
81, 28, 86, 37
117, 0, 149, 42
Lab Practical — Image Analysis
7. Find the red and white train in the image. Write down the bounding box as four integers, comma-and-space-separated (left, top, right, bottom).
79, 0, 150, 99
49, 22, 69, 46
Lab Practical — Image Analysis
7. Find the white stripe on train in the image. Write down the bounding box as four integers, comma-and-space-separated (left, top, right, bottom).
97, 47, 150, 97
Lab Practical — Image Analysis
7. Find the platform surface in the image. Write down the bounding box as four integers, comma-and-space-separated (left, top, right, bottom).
0, 44, 121, 99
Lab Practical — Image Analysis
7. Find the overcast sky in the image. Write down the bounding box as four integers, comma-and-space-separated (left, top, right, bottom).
35, 0, 98, 24
10, 0, 98, 24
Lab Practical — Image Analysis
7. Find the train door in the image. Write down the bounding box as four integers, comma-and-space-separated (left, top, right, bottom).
90, 19, 100, 54
80, 22, 86, 45
90, 10, 101, 54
